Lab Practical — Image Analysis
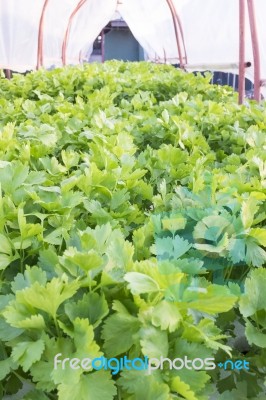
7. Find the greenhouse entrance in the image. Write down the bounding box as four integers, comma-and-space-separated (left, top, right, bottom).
90, 13, 145, 63
103, 28, 144, 62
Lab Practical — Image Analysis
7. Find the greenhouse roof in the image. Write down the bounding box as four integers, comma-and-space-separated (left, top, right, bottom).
0, 0, 265, 100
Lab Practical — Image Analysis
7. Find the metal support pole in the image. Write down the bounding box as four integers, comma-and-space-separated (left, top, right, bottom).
37, 0, 50, 69
169, 0, 187, 64
165, 0, 185, 68
62, 0, 87, 66
239, 0, 246, 104
163, 48, 167, 64
4, 69, 12, 79
247, 0, 261, 101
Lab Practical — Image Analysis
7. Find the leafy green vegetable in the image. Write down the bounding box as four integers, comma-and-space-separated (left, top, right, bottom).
0, 61, 265, 399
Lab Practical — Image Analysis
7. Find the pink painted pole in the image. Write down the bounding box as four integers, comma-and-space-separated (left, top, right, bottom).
163, 48, 167, 63
4, 69, 11, 79
247, 0, 261, 101
165, 0, 184, 68
37, 0, 50, 70
168, 0, 187, 64
238, 0, 246, 104
62, 0, 87, 66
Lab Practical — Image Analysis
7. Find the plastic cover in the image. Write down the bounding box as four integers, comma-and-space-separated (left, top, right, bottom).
0, 0, 266, 96
119, 0, 183, 64
0, 0, 44, 71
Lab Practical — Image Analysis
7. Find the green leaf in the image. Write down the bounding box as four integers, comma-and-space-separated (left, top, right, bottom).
43, 227, 64, 245
118, 370, 170, 400
11, 339, 45, 372
245, 237, 266, 267
170, 342, 211, 393
0, 162, 29, 194
0, 317, 23, 340
18, 205, 43, 240
151, 301, 182, 332
172, 338, 213, 364
62, 247, 103, 272
0, 357, 16, 380
124, 272, 160, 294
110, 189, 130, 210
52, 318, 102, 384
249, 228, 266, 246
31, 335, 77, 390
58, 371, 117, 400
239, 268, 266, 317
65, 292, 108, 328
13, 277, 80, 318
3, 297, 45, 330
102, 310, 140, 357
241, 196, 259, 229
0, 233, 12, 254
3, 373, 22, 395
171, 376, 197, 400
245, 320, 266, 348
140, 325, 168, 359
182, 284, 237, 314
72, 317, 101, 359
228, 238, 246, 263
182, 319, 232, 355
0, 253, 13, 270
161, 214, 187, 232
11, 266, 47, 292
105, 231, 134, 272
23, 389, 50, 400
15, 314, 46, 330
154, 235, 191, 259
194, 215, 230, 242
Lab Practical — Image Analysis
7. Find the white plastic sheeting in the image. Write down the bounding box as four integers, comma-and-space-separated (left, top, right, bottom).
41, 0, 85, 68
0, 0, 44, 71
60, 0, 116, 66
174, 0, 256, 91
118, 0, 182, 64
0, 0, 116, 70
0, 0, 265, 96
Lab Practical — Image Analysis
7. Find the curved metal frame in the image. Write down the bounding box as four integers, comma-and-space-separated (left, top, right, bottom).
247, 0, 261, 101
168, 0, 187, 64
165, 0, 187, 67
11, 0, 265, 103
238, 0, 246, 104
62, 0, 87, 66
37, 0, 50, 69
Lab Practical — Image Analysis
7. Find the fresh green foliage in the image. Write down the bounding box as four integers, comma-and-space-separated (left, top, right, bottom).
0, 61, 265, 399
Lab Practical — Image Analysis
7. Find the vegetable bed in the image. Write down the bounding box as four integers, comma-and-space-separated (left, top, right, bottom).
0, 62, 265, 399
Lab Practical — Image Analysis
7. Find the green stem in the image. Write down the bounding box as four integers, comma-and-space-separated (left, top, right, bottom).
53, 316, 61, 338
92, 283, 102, 293
225, 264, 234, 282
12, 370, 29, 384
238, 267, 248, 284
20, 241, 25, 273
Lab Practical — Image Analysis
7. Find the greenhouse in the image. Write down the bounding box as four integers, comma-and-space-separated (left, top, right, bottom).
0, 1, 265, 400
